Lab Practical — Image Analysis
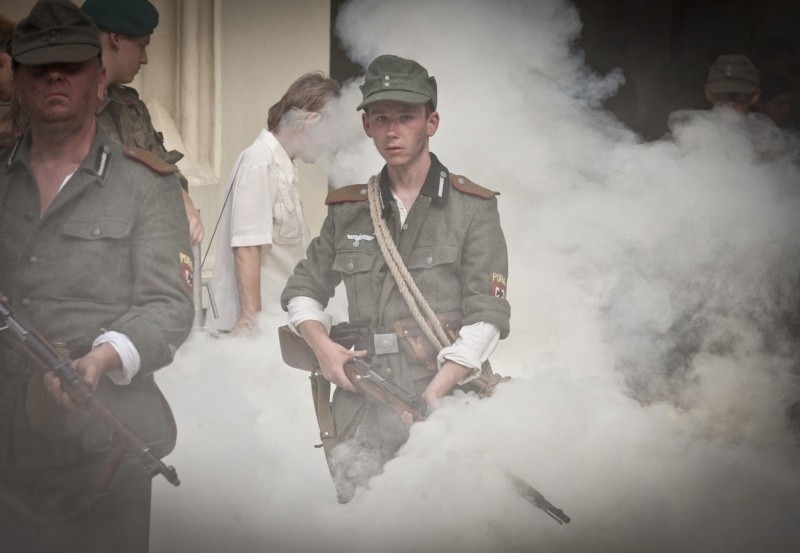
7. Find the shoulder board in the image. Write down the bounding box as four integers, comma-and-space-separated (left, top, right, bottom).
325, 183, 369, 205
450, 174, 499, 199
124, 147, 179, 175
0, 132, 19, 149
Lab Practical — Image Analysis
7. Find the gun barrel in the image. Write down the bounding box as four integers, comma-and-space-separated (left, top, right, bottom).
507, 472, 571, 525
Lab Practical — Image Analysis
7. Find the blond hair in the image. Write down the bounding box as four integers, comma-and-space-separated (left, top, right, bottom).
267, 71, 341, 132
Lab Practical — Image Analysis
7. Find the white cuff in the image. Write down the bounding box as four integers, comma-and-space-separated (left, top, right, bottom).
92, 331, 141, 385
437, 322, 500, 385
287, 296, 332, 335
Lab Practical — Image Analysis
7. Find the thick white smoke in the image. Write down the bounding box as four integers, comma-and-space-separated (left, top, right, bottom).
151, 1, 800, 552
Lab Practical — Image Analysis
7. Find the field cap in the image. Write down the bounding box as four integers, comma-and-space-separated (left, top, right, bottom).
706, 54, 759, 94
10, 0, 100, 65
82, 0, 159, 36
357, 54, 437, 111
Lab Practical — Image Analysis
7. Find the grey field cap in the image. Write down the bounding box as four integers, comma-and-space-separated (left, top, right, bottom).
706, 54, 759, 94
11, 0, 100, 65
357, 54, 437, 111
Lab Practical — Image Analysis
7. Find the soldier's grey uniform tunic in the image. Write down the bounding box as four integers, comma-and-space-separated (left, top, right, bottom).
0, 128, 193, 553
282, 154, 510, 489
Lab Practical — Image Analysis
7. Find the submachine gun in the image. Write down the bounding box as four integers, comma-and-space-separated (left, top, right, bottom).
278, 322, 570, 524
0, 296, 180, 487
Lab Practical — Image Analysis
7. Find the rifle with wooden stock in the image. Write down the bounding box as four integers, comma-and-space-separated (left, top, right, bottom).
278, 323, 427, 421
278, 323, 571, 524
0, 296, 180, 487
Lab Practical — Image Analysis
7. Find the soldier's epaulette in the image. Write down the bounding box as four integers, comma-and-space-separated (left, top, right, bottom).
325, 183, 369, 205
0, 132, 19, 149
124, 147, 179, 175
450, 174, 499, 199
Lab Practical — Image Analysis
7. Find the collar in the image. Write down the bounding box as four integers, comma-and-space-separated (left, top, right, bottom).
378, 152, 450, 215
6, 128, 113, 183
257, 128, 296, 181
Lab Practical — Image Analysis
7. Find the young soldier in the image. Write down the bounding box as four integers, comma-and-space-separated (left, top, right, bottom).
81, 0, 204, 245
0, 1, 193, 551
281, 55, 510, 501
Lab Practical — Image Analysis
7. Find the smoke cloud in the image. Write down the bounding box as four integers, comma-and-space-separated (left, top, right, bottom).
151, 1, 800, 551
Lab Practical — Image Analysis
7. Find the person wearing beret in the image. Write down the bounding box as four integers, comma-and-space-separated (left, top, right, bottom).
0, 1, 193, 551
82, 0, 204, 246
281, 55, 511, 502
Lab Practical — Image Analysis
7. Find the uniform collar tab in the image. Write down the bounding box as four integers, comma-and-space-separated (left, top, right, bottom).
378, 152, 450, 215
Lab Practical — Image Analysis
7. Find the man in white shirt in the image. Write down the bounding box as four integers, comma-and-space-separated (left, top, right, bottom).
207, 72, 340, 332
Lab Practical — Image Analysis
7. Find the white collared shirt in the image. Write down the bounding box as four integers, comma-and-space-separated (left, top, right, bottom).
207, 129, 310, 331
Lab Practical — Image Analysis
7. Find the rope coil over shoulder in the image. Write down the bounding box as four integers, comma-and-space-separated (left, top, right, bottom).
366, 176, 508, 397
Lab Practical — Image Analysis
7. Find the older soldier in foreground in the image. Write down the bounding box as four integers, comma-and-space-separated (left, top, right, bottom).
0, 1, 193, 552
282, 55, 510, 501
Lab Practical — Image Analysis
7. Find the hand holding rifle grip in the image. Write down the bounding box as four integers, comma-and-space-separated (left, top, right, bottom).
343, 358, 427, 422
0, 296, 180, 487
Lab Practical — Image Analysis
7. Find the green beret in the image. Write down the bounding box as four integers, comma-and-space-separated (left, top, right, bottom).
357, 54, 437, 111
11, 0, 100, 65
81, 0, 159, 36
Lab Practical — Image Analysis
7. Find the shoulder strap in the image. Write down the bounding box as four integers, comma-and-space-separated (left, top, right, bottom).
450, 174, 499, 199
123, 147, 179, 175
325, 183, 369, 205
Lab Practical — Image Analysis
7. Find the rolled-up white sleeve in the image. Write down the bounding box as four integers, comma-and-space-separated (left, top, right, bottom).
92, 331, 141, 385
437, 322, 500, 385
287, 295, 332, 334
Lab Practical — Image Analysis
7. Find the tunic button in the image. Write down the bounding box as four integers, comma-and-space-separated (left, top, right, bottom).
425, 256, 433, 266
28, 256, 37, 264
401, 223, 409, 231
440, 171, 447, 178
91, 228, 101, 237
346, 262, 354, 272
359, 188, 367, 195
458, 177, 465, 185
385, 367, 392, 376
23, 212, 34, 222
21, 298, 31, 307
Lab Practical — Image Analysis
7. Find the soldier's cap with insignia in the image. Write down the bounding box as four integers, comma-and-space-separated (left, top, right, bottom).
10, 0, 100, 65
357, 54, 437, 111
81, 0, 159, 36
706, 54, 759, 94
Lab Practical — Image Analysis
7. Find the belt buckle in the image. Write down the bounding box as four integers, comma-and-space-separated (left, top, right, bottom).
373, 333, 399, 355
